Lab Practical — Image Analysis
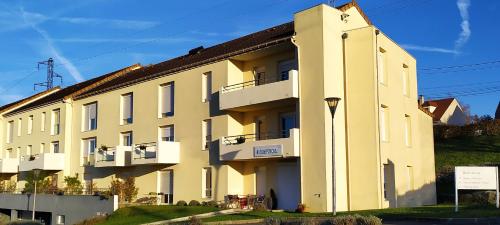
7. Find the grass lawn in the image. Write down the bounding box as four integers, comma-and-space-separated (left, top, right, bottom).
203, 204, 500, 222
435, 135, 500, 173
96, 205, 219, 225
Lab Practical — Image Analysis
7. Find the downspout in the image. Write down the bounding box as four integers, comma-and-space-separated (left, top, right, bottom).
341, 32, 351, 211
290, 35, 304, 206
374, 29, 385, 209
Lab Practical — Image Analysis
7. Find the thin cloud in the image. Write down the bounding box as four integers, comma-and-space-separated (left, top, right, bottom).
52, 37, 198, 44
454, 0, 471, 52
401, 44, 459, 54
58, 17, 160, 30
20, 8, 84, 82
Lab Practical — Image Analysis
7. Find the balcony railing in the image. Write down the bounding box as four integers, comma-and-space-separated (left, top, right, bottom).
222, 131, 291, 145
18, 153, 65, 171
131, 141, 180, 165
133, 142, 158, 160
94, 146, 131, 167
222, 74, 286, 93
219, 128, 300, 161
219, 70, 299, 111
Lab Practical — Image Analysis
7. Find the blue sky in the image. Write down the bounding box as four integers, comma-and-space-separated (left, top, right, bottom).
0, 0, 498, 116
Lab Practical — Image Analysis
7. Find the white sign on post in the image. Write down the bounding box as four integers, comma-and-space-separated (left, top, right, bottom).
455, 166, 499, 212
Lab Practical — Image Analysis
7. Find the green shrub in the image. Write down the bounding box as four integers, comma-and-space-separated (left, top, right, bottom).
205, 200, 218, 207
73, 215, 107, 225
135, 196, 158, 205
0, 212, 9, 225
265, 217, 281, 225
253, 203, 268, 212
0, 180, 16, 193
299, 218, 319, 225
331, 215, 382, 225
187, 216, 202, 225
176, 200, 187, 206
188, 200, 201, 206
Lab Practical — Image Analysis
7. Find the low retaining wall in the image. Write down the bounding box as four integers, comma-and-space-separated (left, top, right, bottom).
0, 193, 117, 225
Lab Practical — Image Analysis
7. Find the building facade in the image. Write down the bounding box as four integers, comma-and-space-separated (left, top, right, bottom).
0, 3, 435, 213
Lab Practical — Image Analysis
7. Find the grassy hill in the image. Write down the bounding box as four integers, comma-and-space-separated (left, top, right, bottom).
435, 135, 500, 173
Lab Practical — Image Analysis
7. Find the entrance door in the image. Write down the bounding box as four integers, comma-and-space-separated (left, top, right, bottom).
383, 164, 396, 207
159, 170, 174, 204
276, 162, 300, 210
255, 116, 266, 140
255, 166, 267, 196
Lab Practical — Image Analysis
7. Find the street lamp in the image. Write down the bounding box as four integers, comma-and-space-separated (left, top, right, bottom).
32, 169, 42, 221
325, 97, 341, 216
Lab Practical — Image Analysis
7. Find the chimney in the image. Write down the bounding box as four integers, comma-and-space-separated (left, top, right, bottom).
418, 95, 425, 106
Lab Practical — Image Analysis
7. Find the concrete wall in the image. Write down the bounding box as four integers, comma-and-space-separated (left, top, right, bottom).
0, 193, 116, 225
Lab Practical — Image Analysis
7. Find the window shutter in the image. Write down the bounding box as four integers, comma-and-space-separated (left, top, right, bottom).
123, 95, 132, 119
89, 104, 97, 120
162, 84, 173, 114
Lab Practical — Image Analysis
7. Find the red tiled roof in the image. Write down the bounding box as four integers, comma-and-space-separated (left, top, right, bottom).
423, 98, 455, 121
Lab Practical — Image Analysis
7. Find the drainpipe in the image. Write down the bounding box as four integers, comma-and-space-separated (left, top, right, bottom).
341, 32, 351, 211
374, 29, 385, 209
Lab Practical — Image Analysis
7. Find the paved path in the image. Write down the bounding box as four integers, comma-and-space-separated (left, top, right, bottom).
141, 209, 248, 225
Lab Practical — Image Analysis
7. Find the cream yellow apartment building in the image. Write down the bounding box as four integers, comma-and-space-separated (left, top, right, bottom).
0, 3, 436, 212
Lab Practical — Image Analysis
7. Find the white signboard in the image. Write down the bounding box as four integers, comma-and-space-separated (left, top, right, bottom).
254, 145, 282, 158
455, 166, 499, 212
456, 166, 498, 190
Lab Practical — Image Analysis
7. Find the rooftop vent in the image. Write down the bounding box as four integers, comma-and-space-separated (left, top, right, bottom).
189, 46, 204, 55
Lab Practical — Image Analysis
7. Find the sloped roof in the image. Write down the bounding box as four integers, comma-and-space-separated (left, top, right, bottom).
0, 88, 61, 114
74, 22, 295, 99
5, 64, 140, 116
423, 98, 456, 121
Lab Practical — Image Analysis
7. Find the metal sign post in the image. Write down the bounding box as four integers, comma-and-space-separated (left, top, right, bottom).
455, 166, 499, 212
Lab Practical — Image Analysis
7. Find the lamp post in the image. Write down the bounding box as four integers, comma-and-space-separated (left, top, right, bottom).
32, 169, 41, 221
325, 97, 341, 216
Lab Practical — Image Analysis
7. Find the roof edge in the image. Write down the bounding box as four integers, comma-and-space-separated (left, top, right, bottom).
0, 87, 61, 115
336, 0, 372, 25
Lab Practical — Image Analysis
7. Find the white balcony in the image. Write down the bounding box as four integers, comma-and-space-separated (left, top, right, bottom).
132, 141, 180, 165
0, 158, 19, 173
95, 146, 132, 167
19, 153, 65, 172
220, 70, 299, 111
219, 128, 300, 161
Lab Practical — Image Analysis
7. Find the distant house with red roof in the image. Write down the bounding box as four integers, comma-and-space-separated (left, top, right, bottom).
423, 98, 467, 126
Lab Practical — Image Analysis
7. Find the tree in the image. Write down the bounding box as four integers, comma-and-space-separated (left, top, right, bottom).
64, 174, 83, 194
23, 171, 54, 193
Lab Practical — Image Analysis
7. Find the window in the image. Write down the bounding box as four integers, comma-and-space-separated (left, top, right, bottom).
404, 114, 412, 147
41, 112, 46, 131
278, 59, 297, 81
40, 143, 45, 154
27, 145, 32, 156
202, 120, 211, 150
402, 64, 410, 96
83, 103, 97, 131
380, 105, 389, 142
202, 167, 212, 198
83, 138, 97, 156
253, 66, 266, 85
160, 82, 174, 117
57, 215, 65, 225
7, 121, 13, 143
52, 141, 60, 153
28, 115, 33, 134
160, 125, 174, 142
52, 109, 61, 135
17, 118, 22, 136
407, 166, 414, 191
121, 93, 133, 124
121, 132, 133, 146
202, 72, 212, 102
378, 48, 387, 85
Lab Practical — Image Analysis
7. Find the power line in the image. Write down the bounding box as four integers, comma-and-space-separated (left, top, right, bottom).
420, 80, 500, 90
420, 59, 500, 71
